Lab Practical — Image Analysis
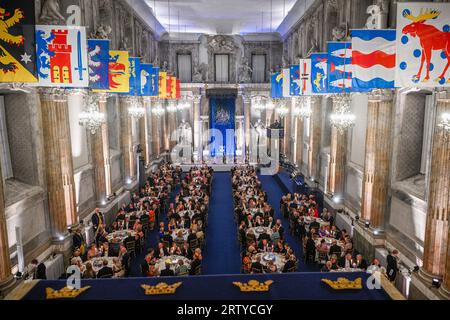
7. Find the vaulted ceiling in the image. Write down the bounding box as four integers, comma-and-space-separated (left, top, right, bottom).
144, 0, 297, 35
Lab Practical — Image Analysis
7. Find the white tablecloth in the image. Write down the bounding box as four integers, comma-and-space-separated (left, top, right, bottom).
156, 255, 191, 272
44, 254, 65, 280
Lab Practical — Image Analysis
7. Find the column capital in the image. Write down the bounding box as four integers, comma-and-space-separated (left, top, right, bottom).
38, 88, 70, 102
192, 94, 202, 104
368, 89, 395, 102
242, 95, 251, 104
93, 92, 108, 103
436, 89, 450, 102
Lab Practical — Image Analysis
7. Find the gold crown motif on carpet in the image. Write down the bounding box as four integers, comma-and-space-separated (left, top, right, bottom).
232, 280, 273, 292
45, 286, 91, 299
141, 282, 182, 295
321, 277, 363, 290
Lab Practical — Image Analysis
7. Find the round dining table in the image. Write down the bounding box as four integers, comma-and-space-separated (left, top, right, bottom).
246, 226, 273, 238
106, 229, 136, 244
156, 255, 191, 272
84, 256, 115, 273
252, 252, 286, 273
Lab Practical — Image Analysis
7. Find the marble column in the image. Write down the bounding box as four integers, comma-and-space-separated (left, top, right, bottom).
40, 89, 78, 236
119, 96, 136, 181
420, 91, 450, 284
361, 90, 394, 228
295, 116, 304, 166
243, 95, 251, 162
0, 163, 13, 292
92, 93, 112, 203
308, 96, 322, 179
327, 96, 347, 196
193, 95, 202, 163
150, 100, 161, 158
139, 98, 151, 165
283, 100, 292, 158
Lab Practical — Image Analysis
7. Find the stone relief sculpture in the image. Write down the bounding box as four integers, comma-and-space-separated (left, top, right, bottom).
152, 56, 159, 67
365, 0, 389, 29
161, 60, 169, 72
39, 0, 65, 25
119, 36, 132, 51
208, 35, 236, 52
306, 38, 319, 58
332, 23, 349, 41
90, 24, 112, 39
238, 58, 252, 83
192, 63, 208, 82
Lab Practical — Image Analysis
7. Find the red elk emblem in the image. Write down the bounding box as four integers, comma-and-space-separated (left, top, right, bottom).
402, 9, 450, 83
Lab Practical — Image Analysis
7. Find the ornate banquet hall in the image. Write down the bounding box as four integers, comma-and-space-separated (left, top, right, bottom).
0, 0, 450, 302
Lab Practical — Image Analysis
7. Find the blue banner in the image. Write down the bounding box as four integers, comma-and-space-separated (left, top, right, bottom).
311, 53, 329, 94
271, 72, 283, 98
125, 57, 140, 96
209, 97, 236, 158
138, 63, 156, 96
289, 65, 301, 96
87, 39, 110, 90
327, 42, 352, 93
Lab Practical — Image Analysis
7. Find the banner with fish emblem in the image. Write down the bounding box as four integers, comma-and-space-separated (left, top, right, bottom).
327, 42, 353, 93
87, 39, 109, 90
94, 50, 130, 93
0, 1, 38, 83
271, 72, 283, 98
311, 53, 329, 94
158, 71, 167, 98
351, 29, 396, 89
35, 25, 89, 87
289, 64, 301, 96
149, 66, 159, 96
395, 3, 450, 87
299, 59, 312, 95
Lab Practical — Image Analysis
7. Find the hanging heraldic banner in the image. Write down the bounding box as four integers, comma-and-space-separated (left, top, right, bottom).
94, 50, 130, 93
0, 1, 38, 83
35, 25, 89, 87
395, 2, 450, 87
87, 39, 110, 90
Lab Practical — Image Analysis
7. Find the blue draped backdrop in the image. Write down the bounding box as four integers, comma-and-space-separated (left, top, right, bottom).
209, 96, 236, 157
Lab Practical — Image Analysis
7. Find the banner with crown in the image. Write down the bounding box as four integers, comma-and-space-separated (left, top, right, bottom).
395, 3, 450, 87
0, 1, 38, 83
35, 25, 89, 87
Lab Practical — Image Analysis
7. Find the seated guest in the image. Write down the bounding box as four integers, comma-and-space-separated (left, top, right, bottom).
258, 231, 271, 242
87, 243, 99, 260
174, 230, 185, 243
338, 253, 355, 269
157, 242, 169, 258
356, 254, 368, 270
162, 231, 173, 246
83, 262, 96, 279
251, 256, 264, 274
189, 248, 203, 275
96, 259, 114, 278
282, 255, 297, 273
175, 259, 189, 276
160, 261, 175, 277
266, 261, 278, 273
304, 236, 316, 263
257, 239, 270, 252
329, 225, 341, 239
141, 254, 153, 277
119, 245, 130, 277
320, 261, 332, 272
367, 258, 382, 273
112, 257, 124, 278
30, 259, 47, 280
329, 240, 342, 257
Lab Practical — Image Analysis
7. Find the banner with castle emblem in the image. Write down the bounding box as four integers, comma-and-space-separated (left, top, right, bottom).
0, 1, 38, 83
35, 25, 89, 87
395, 3, 450, 87
87, 39, 109, 90
311, 53, 329, 94
94, 50, 130, 93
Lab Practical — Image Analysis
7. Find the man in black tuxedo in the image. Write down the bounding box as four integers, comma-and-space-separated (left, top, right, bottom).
282, 255, 297, 272
162, 231, 173, 246
329, 240, 342, 257
250, 256, 264, 273
31, 259, 47, 280
355, 254, 368, 270
160, 262, 175, 277
338, 253, 354, 269
91, 208, 105, 232
119, 245, 130, 277
96, 259, 114, 278
386, 249, 399, 282
304, 236, 316, 263
276, 219, 284, 240
258, 232, 271, 242
309, 220, 320, 232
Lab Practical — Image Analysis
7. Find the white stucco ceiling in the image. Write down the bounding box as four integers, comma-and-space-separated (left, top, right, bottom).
144, 0, 297, 35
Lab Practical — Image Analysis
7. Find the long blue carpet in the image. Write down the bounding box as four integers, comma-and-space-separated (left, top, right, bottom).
202, 173, 241, 274
258, 174, 320, 272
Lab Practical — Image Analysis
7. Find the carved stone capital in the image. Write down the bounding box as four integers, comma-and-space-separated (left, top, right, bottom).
436, 89, 450, 102
242, 95, 252, 104
38, 88, 70, 102
368, 89, 395, 102
0, 83, 33, 94
192, 94, 202, 104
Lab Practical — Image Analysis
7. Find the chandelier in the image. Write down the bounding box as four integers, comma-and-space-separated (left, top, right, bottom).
152, 99, 165, 117
78, 94, 105, 134
177, 98, 191, 111
330, 94, 355, 134
127, 97, 145, 119
167, 99, 178, 113
293, 96, 312, 119
438, 112, 450, 133
275, 98, 289, 117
